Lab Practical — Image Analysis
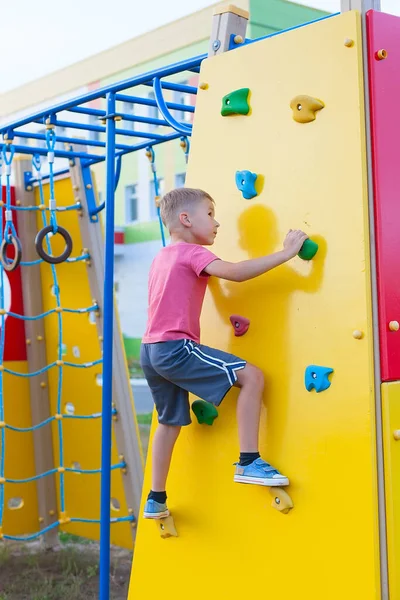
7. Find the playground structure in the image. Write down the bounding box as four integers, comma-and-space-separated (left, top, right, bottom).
0, 42, 200, 600
0, 0, 399, 599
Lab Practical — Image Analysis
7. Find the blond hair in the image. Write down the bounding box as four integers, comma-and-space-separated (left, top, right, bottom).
160, 188, 214, 229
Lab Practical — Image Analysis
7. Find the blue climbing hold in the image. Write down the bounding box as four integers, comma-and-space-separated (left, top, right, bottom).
305, 365, 333, 393
235, 170, 258, 200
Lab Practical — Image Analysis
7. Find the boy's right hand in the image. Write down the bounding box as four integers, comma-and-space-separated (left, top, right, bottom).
283, 229, 309, 259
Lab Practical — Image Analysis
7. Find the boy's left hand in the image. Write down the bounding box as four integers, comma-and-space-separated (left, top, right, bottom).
283, 229, 309, 259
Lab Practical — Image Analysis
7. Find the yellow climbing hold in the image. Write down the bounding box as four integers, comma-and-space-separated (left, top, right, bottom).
290, 95, 325, 123
155, 515, 178, 539
269, 487, 294, 514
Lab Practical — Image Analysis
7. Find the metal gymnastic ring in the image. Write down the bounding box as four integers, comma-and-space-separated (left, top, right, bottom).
0, 235, 22, 272
35, 225, 73, 265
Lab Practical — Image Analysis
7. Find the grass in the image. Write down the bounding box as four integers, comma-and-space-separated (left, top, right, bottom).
136, 413, 152, 425
124, 220, 168, 244
0, 538, 132, 599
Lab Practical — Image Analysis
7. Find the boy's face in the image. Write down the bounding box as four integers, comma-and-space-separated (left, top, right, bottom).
189, 197, 220, 245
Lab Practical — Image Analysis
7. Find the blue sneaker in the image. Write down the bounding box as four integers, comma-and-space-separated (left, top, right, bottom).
234, 458, 289, 487
143, 499, 170, 519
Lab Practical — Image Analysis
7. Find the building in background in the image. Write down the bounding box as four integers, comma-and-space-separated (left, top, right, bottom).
0, 0, 327, 377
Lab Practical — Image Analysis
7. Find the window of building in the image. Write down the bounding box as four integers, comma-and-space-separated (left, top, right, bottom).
148, 91, 159, 130
173, 82, 192, 124
88, 113, 100, 142
123, 102, 135, 132
125, 184, 138, 223
56, 125, 67, 150
36, 127, 48, 151
149, 178, 164, 219
175, 173, 186, 188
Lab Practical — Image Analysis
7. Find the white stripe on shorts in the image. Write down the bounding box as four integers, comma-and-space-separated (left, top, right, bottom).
183, 340, 245, 386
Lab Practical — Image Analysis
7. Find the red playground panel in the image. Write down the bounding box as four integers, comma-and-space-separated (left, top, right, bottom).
367, 10, 400, 382
1, 186, 26, 361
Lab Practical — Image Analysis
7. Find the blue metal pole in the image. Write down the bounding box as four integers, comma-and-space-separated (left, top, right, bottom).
99, 91, 116, 600
115, 93, 195, 113
152, 78, 192, 135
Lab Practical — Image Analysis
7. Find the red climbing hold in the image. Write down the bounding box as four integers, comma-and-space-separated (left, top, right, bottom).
230, 315, 250, 337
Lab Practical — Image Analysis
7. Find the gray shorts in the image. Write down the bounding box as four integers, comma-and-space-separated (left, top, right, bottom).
140, 339, 246, 426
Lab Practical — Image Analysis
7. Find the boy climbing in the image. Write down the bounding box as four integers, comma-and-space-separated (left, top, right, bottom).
141, 188, 308, 518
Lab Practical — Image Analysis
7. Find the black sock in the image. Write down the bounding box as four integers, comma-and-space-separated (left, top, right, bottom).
239, 452, 260, 466
148, 490, 167, 504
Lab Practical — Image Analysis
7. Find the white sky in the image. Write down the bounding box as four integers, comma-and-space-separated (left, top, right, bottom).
0, 0, 398, 94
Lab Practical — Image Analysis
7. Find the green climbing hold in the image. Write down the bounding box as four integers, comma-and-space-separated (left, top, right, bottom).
298, 238, 318, 261
191, 400, 218, 426
221, 88, 250, 117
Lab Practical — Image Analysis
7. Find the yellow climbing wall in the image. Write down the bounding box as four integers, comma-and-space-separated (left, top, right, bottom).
2, 367, 38, 537
129, 11, 382, 600
381, 382, 400, 599
34, 176, 134, 548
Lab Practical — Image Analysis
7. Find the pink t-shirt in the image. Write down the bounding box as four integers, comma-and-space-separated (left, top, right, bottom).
142, 242, 219, 344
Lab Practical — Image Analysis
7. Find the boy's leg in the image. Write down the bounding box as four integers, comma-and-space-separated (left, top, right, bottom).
140, 341, 191, 518
233, 362, 289, 486
144, 424, 181, 519
234, 363, 264, 451
151, 423, 181, 491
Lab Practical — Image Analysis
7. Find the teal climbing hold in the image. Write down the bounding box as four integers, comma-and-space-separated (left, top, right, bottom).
305, 365, 333, 393
221, 88, 250, 116
191, 400, 218, 425
298, 239, 319, 260
235, 170, 258, 199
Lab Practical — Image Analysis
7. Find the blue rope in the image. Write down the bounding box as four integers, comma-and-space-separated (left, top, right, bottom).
10, 203, 81, 212
3, 359, 102, 377
6, 305, 98, 320
5, 462, 124, 484
5, 408, 117, 432
0, 150, 133, 542
20, 253, 89, 267
146, 146, 166, 247
3, 515, 135, 541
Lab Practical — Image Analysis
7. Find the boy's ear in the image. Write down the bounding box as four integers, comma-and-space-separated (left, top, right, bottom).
179, 212, 191, 228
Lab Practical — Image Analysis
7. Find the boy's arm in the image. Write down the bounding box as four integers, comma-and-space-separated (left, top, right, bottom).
204, 229, 308, 282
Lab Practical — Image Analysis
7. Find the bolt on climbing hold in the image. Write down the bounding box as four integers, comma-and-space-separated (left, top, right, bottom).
221, 88, 250, 117
344, 38, 354, 47
269, 488, 293, 514
290, 95, 324, 124
156, 515, 178, 539
191, 399, 218, 425
305, 365, 333, 393
230, 315, 250, 337
235, 170, 258, 200
298, 238, 318, 261
389, 321, 399, 332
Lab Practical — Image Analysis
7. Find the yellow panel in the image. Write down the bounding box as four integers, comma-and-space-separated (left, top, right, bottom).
130, 12, 381, 600
2, 362, 39, 537
381, 382, 400, 599
34, 177, 133, 548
